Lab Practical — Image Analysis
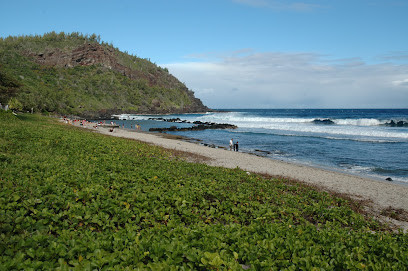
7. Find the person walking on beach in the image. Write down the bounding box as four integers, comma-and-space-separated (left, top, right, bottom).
229, 138, 234, 151
234, 141, 239, 152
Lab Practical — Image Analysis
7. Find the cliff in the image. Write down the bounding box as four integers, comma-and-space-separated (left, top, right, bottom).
0, 32, 209, 118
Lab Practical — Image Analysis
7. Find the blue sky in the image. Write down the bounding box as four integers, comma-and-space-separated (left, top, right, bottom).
1, 0, 408, 108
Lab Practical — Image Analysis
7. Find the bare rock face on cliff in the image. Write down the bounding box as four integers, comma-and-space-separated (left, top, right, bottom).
0, 33, 209, 117
29, 43, 115, 67
28, 43, 138, 79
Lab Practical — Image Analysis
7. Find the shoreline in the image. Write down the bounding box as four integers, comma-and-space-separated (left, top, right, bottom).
94, 111, 408, 185
73, 121, 408, 230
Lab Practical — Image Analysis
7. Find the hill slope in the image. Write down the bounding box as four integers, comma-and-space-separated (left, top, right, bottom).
0, 32, 209, 118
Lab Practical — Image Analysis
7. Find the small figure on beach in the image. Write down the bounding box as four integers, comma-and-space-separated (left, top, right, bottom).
234, 141, 239, 152
229, 138, 234, 151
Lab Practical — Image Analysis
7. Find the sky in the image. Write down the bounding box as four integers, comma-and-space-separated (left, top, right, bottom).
1, 0, 408, 109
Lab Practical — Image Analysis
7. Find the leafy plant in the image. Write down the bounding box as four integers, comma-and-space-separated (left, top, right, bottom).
1, 113, 407, 269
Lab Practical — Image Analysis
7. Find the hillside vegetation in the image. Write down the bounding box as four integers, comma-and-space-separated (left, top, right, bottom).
1, 112, 407, 270
0, 32, 209, 118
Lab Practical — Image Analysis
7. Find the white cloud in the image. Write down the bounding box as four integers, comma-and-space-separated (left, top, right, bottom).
163, 51, 408, 109
392, 78, 408, 87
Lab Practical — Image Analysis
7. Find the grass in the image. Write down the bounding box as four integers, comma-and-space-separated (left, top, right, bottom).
1, 111, 407, 270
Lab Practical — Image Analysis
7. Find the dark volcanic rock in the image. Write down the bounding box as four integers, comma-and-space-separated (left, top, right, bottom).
149, 123, 237, 132
149, 117, 183, 123
383, 120, 408, 127
313, 119, 335, 125
148, 118, 237, 132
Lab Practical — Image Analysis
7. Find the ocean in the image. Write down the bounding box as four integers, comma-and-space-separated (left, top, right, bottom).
111, 109, 408, 184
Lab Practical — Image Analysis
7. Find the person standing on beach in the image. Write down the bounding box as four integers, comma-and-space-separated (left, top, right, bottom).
230, 138, 234, 151
234, 141, 239, 152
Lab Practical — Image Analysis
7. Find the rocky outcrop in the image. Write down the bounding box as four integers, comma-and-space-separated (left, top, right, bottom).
383, 120, 408, 127
148, 117, 191, 123
149, 123, 237, 132
312, 119, 335, 125
148, 119, 237, 132
26, 43, 164, 86
28, 43, 114, 68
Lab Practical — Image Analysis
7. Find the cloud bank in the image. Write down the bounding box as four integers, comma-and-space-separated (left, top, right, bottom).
164, 51, 408, 109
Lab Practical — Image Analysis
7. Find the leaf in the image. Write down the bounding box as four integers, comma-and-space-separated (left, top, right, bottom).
209, 255, 224, 267
201, 257, 208, 265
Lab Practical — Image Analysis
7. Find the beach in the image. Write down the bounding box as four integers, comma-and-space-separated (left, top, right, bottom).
78, 122, 408, 230
114, 109, 408, 183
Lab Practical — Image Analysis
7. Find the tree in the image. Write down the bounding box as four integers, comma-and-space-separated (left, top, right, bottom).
0, 68, 21, 104
8, 97, 23, 111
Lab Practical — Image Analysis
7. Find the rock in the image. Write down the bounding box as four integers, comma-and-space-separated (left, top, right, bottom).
386, 177, 393, 182
385, 120, 396, 127
255, 149, 271, 154
148, 118, 237, 132
151, 99, 161, 108
383, 120, 408, 127
313, 119, 335, 125
149, 123, 237, 132
148, 117, 183, 123
167, 118, 182, 122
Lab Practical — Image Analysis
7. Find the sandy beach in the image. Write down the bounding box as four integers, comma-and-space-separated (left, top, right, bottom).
76, 122, 408, 230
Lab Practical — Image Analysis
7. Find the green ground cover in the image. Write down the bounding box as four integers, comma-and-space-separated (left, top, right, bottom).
1, 111, 407, 270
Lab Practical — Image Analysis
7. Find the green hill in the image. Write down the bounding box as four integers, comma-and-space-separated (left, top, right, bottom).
0, 32, 209, 118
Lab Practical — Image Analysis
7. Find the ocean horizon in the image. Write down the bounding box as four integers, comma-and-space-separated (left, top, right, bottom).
104, 109, 408, 184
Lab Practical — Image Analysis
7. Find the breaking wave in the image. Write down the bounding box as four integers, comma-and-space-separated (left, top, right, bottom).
117, 111, 408, 140
192, 112, 408, 126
